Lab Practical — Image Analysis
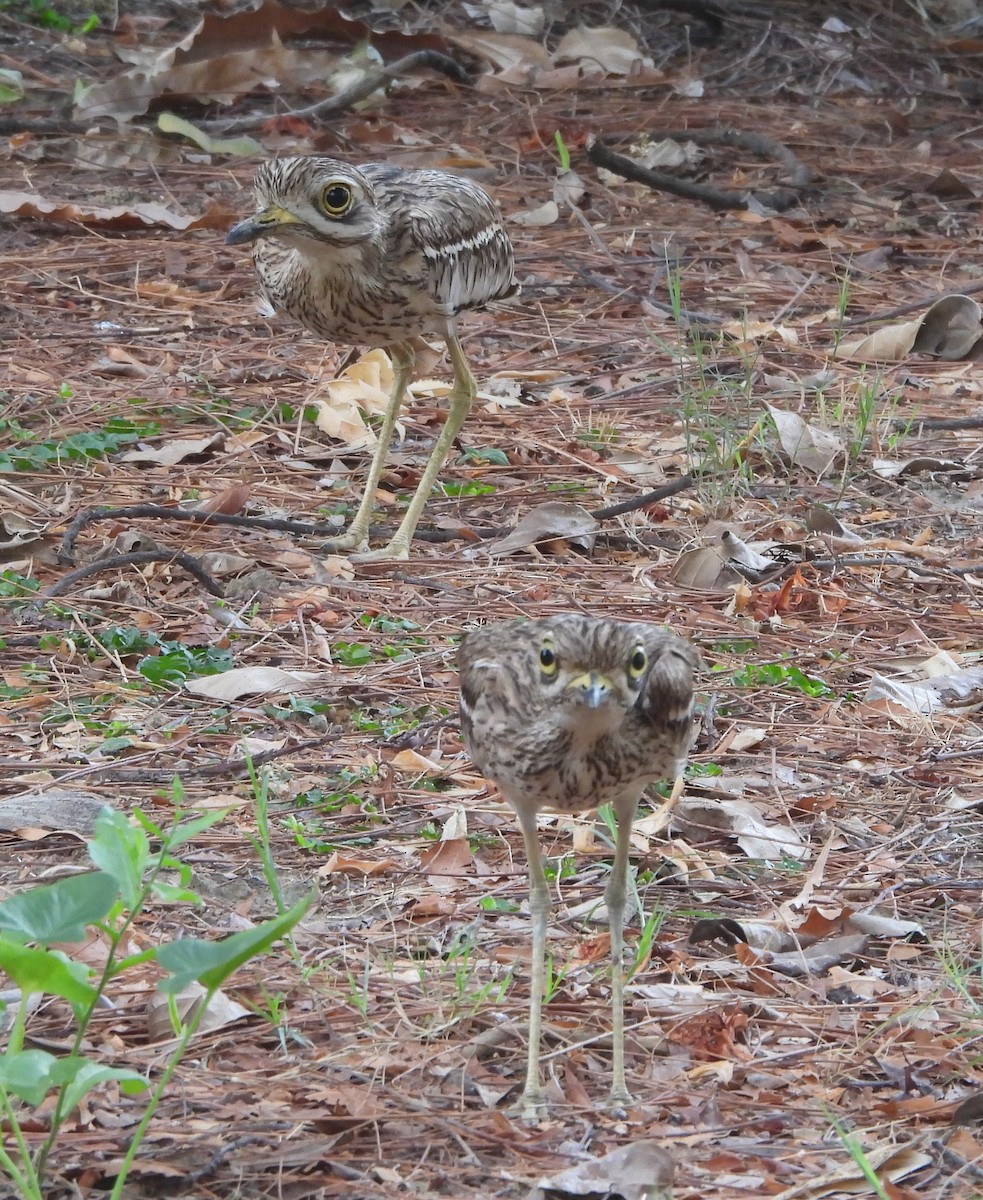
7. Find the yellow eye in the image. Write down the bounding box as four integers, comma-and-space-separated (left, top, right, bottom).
628, 646, 647, 679
320, 182, 353, 217
539, 640, 558, 676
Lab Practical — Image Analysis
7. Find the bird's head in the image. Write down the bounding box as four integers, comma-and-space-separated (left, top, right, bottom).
225, 157, 382, 250
533, 619, 649, 723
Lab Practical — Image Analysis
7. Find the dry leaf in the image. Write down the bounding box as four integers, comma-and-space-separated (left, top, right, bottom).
534, 1140, 673, 1200
314, 348, 398, 449
512, 199, 559, 227
184, 666, 328, 700
0, 190, 230, 232
766, 404, 844, 476
835, 294, 983, 362
318, 853, 394, 877
120, 432, 227, 466
552, 26, 653, 75
477, 502, 598, 557
673, 796, 808, 862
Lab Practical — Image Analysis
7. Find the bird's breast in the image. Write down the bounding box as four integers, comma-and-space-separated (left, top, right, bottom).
252, 239, 451, 347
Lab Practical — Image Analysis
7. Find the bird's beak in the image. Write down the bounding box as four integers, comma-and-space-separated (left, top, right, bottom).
567, 671, 613, 709
225, 205, 301, 246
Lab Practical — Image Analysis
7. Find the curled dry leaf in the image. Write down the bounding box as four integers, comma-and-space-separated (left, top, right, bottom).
314, 348, 399, 449
120, 432, 227, 467
761, 932, 869, 977
719, 528, 779, 579
834, 294, 983, 362
0, 190, 231, 232
770, 1137, 931, 1197
0, 512, 47, 552
77, 1, 447, 122
318, 852, 394, 877
766, 404, 844, 476
184, 666, 328, 700
872, 455, 970, 480
863, 665, 983, 715
672, 795, 808, 862
147, 983, 250, 1041
511, 199, 559, 227
552, 26, 653, 75
670, 544, 741, 590
534, 1139, 673, 1200
480, 0, 545, 35
553, 167, 585, 208
157, 112, 263, 158
476, 501, 598, 557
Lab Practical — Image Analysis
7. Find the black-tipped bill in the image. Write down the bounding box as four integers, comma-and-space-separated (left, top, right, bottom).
225, 205, 301, 246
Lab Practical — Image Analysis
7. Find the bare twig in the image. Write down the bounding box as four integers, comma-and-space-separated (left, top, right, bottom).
586, 129, 810, 213
44, 550, 224, 598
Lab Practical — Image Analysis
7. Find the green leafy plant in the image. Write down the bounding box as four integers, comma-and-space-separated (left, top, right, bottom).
479, 895, 520, 913
0, 418, 159, 474
726, 661, 833, 698
554, 130, 572, 171
439, 480, 496, 497
0, 571, 40, 598
459, 446, 509, 466
0, 0, 97, 34
0, 796, 310, 1200
46, 626, 234, 686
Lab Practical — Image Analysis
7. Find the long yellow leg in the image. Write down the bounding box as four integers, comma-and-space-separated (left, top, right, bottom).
321, 341, 415, 555
607, 793, 641, 1109
514, 804, 550, 1124
362, 331, 476, 561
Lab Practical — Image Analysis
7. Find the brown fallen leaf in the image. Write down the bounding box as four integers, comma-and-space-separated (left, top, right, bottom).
317, 853, 395, 877
0, 190, 232, 232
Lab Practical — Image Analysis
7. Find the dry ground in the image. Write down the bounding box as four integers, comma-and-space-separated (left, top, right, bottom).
1, 2, 983, 1198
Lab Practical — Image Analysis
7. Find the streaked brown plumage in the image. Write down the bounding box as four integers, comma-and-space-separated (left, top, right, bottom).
459, 614, 697, 1122
226, 156, 518, 559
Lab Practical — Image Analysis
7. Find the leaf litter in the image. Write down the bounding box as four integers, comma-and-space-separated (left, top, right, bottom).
1, 2, 983, 1199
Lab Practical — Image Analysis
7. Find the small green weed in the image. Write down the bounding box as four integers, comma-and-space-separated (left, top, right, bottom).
543, 855, 576, 883
460, 446, 509, 466
357, 613, 421, 634
725, 661, 833, 698
710, 638, 758, 655
576, 425, 620, 451
631, 907, 666, 977
0, 793, 308, 1200
55, 626, 233, 687
0, 571, 40, 597
0, 0, 97, 33
333, 623, 427, 666
0, 418, 159, 473
439, 480, 496, 498
686, 762, 724, 778
554, 130, 571, 171
283, 769, 381, 852
348, 702, 435, 737
263, 695, 333, 722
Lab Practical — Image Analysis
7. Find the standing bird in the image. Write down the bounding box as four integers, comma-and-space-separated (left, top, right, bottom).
225, 156, 518, 560
459, 614, 697, 1122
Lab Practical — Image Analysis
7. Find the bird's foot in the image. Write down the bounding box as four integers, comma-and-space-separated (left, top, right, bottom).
509, 1086, 549, 1126
606, 1085, 635, 1118
319, 530, 369, 556
350, 541, 410, 563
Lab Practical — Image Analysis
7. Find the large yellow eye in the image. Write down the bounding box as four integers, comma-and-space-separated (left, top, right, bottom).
628, 646, 647, 679
320, 182, 353, 217
539, 639, 558, 676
